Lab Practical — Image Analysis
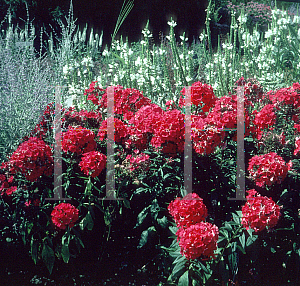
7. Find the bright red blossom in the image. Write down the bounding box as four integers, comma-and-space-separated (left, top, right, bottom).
241, 189, 281, 232
62, 126, 96, 154
79, 151, 107, 178
51, 203, 79, 230
168, 193, 208, 228
250, 104, 277, 140
2, 137, 53, 182
177, 222, 219, 260
151, 109, 185, 157
97, 117, 129, 144
248, 152, 291, 187
180, 82, 217, 114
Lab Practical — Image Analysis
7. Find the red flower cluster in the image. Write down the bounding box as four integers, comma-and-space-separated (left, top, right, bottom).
241, 189, 281, 232
180, 81, 217, 114
79, 151, 107, 178
250, 104, 277, 140
62, 106, 102, 125
0, 173, 17, 196
128, 103, 164, 134
177, 222, 219, 260
168, 193, 219, 260
248, 152, 292, 187
84, 81, 106, 106
190, 115, 226, 155
294, 137, 300, 156
235, 77, 264, 106
97, 117, 129, 144
150, 109, 185, 157
62, 126, 96, 154
1, 137, 53, 182
87, 83, 152, 122
168, 193, 208, 228
267, 83, 300, 110
125, 150, 150, 172
51, 203, 79, 230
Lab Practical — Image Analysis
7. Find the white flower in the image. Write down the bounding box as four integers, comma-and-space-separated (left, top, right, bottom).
81, 57, 92, 66
167, 20, 177, 27
150, 76, 155, 85
237, 14, 247, 24
158, 48, 166, 55
102, 49, 109, 57
293, 16, 300, 24
180, 35, 188, 42
63, 65, 69, 75
128, 48, 133, 56
186, 76, 192, 82
199, 33, 205, 42
135, 56, 141, 66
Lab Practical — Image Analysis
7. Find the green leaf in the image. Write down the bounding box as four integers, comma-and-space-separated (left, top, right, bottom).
173, 254, 187, 265
138, 226, 156, 249
134, 206, 150, 229
42, 244, 55, 274
61, 243, 70, 263
178, 270, 189, 286
239, 232, 245, 249
86, 211, 94, 230
232, 213, 241, 224
123, 198, 130, 209
157, 216, 168, 229
79, 217, 88, 231
225, 221, 233, 231
172, 258, 187, 278
228, 252, 237, 274
236, 244, 246, 255
169, 225, 179, 235
31, 237, 38, 265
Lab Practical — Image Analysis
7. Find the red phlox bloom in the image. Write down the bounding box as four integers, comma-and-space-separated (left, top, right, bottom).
177, 222, 219, 260
51, 203, 79, 230
241, 189, 281, 232
4, 137, 53, 182
180, 82, 217, 115
150, 109, 185, 155
191, 115, 226, 155
168, 193, 208, 228
249, 104, 276, 140
62, 126, 96, 154
248, 152, 289, 187
79, 151, 107, 178
97, 117, 129, 144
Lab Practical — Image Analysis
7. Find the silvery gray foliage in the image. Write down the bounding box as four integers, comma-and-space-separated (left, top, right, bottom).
0, 38, 59, 164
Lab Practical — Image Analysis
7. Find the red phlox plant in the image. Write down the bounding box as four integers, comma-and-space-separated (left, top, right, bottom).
177, 221, 219, 260
249, 104, 277, 140
180, 81, 217, 115
1, 137, 53, 182
125, 150, 150, 172
51, 203, 79, 230
62, 126, 96, 155
150, 109, 185, 157
248, 152, 292, 187
97, 117, 129, 145
241, 189, 281, 232
79, 151, 107, 178
168, 193, 208, 228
